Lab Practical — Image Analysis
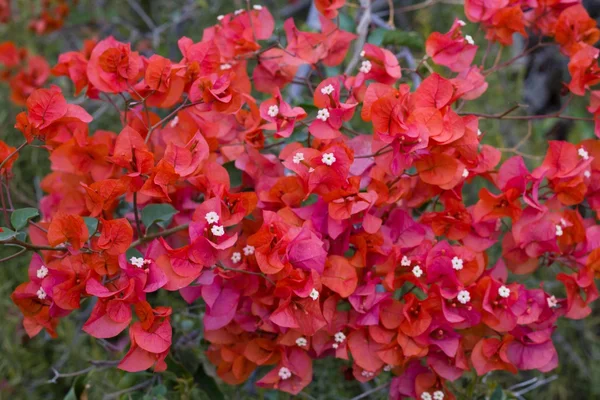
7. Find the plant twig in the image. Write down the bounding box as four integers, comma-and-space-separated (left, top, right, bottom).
0, 247, 27, 263
0, 141, 27, 171
129, 223, 189, 248
103, 379, 154, 400
349, 382, 390, 400
344, 0, 371, 75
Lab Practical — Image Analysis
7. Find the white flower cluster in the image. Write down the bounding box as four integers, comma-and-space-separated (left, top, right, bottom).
332, 331, 346, 348
130, 257, 151, 268
451, 256, 464, 271
293, 152, 305, 164
37, 265, 49, 279
322, 153, 336, 166
243, 245, 255, 256
267, 104, 279, 117
278, 367, 292, 380
412, 265, 423, 278
36, 287, 47, 300
359, 60, 372, 73
320, 84, 335, 95
309, 288, 319, 300
457, 290, 471, 304
317, 108, 330, 121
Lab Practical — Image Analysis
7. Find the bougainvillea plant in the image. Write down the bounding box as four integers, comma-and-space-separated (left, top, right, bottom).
1, 1, 600, 398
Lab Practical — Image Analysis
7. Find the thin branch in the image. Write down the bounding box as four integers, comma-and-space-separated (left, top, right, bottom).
133, 192, 143, 239
129, 223, 189, 248
103, 379, 154, 400
355, 144, 393, 159
5, 239, 68, 252
48, 360, 119, 384
396, 0, 436, 12
217, 264, 275, 285
349, 382, 390, 400
125, 0, 156, 30
0, 141, 27, 171
344, 0, 371, 75
0, 247, 27, 263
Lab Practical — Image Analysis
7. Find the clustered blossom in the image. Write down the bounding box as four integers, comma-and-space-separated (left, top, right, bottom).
1, 1, 600, 398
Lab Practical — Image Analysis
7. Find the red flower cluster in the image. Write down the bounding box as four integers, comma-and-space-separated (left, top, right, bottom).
0, 0, 72, 34
2, 2, 600, 398
0, 41, 50, 105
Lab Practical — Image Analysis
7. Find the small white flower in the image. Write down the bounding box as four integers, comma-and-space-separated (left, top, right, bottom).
462, 169, 469, 178
205, 211, 220, 224
547, 295, 559, 308
452, 256, 464, 271
309, 288, 319, 301
359, 60, 372, 73
383, 364, 392, 372
317, 108, 330, 122
498, 285, 510, 298
170, 116, 179, 127
320, 84, 335, 95
401, 255, 411, 267
465, 35, 475, 45
361, 370, 374, 378
308, 167, 315, 173
560, 218, 568, 227
253, 4, 263, 10
555, 225, 563, 237
36, 287, 46, 300
296, 337, 308, 347
334, 331, 346, 343
36, 265, 48, 279
278, 367, 292, 380
578, 147, 589, 160
332, 343, 339, 349
293, 152, 304, 164
433, 391, 445, 400
457, 20, 466, 26
243, 245, 255, 256
477, 129, 482, 136
130, 257, 145, 268
143, 259, 151, 265
267, 104, 279, 117
360, 50, 366, 57
231, 252, 242, 263
412, 265, 423, 278
457, 290, 471, 304
234, 9, 244, 15
584, 170, 591, 178
211, 225, 225, 237
220, 63, 232, 70
421, 393, 433, 400
322, 152, 336, 166
217, 15, 224, 21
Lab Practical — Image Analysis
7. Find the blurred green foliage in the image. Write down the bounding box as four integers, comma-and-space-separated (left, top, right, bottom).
0, 1, 598, 399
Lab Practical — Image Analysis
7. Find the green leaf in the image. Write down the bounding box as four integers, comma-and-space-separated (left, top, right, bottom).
489, 386, 506, 400
126, 248, 143, 261
10, 208, 39, 230
381, 30, 425, 51
63, 374, 87, 400
0, 228, 17, 241
194, 364, 224, 400
223, 162, 243, 188
83, 217, 98, 237
141, 204, 178, 230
